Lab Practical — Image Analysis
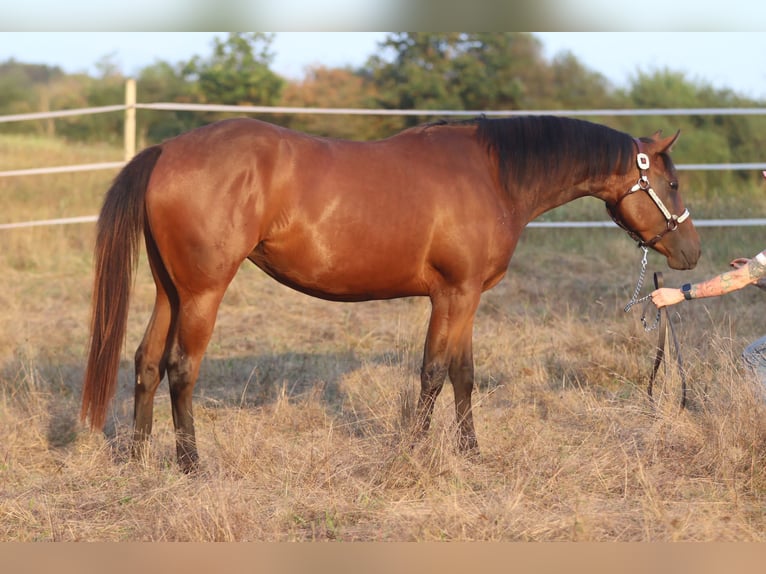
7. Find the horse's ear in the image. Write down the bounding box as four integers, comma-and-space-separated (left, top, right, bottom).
648, 129, 680, 154
659, 130, 681, 153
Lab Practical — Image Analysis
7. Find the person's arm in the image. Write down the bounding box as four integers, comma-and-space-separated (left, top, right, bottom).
651, 251, 766, 308
731, 257, 766, 290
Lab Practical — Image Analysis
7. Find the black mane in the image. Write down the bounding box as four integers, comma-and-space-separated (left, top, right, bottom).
436, 116, 636, 192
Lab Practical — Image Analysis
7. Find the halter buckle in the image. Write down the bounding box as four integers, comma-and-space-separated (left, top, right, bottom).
636, 153, 650, 170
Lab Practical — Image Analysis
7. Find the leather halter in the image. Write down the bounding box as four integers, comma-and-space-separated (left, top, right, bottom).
606, 143, 690, 249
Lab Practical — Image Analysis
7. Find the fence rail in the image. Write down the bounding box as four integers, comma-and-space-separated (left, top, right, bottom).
0, 104, 125, 124
3, 215, 765, 232
0, 162, 126, 178
5, 102, 766, 122
3, 80, 766, 229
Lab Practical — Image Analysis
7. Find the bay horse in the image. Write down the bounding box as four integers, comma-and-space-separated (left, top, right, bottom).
82, 115, 701, 472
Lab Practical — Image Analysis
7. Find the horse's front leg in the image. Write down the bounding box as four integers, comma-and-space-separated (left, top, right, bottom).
416, 285, 481, 453
449, 343, 479, 453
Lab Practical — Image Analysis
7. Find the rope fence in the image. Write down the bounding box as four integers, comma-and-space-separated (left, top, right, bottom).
3, 80, 766, 230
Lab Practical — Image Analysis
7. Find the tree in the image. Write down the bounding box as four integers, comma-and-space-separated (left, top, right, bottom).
137, 61, 198, 145
183, 33, 284, 107
366, 33, 466, 129
0, 59, 65, 135
278, 65, 385, 140
452, 32, 549, 111
547, 51, 614, 110
366, 33, 569, 129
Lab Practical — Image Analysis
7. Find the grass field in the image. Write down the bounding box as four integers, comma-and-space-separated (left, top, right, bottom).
3, 133, 766, 541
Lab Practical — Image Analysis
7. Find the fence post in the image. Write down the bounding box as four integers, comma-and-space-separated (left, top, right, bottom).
124, 78, 136, 161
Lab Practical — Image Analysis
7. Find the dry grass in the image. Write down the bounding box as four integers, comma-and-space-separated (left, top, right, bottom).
3, 133, 766, 541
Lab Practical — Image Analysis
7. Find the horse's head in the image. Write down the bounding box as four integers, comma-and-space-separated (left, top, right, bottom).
606, 130, 700, 270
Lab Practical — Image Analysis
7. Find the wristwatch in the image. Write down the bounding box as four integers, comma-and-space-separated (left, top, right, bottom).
681, 283, 693, 300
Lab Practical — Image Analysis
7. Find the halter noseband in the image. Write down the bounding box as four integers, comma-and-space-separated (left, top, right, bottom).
607, 146, 690, 248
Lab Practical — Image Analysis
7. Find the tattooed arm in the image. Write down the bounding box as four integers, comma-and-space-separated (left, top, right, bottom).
651, 250, 766, 308
730, 256, 766, 291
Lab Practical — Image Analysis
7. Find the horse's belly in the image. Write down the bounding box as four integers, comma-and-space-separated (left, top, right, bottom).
248, 239, 427, 302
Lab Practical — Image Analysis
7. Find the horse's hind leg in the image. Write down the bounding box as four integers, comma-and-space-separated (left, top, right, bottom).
133, 236, 176, 462
165, 288, 227, 472
132, 294, 172, 461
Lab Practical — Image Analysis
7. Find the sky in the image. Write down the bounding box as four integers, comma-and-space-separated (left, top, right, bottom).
1, 32, 766, 102
536, 33, 766, 101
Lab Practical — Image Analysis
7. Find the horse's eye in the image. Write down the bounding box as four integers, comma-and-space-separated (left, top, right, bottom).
669, 181, 679, 190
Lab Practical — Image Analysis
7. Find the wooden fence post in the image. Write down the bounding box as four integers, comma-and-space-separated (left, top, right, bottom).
124, 78, 136, 161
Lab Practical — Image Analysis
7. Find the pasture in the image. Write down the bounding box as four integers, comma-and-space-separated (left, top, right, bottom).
2, 132, 766, 541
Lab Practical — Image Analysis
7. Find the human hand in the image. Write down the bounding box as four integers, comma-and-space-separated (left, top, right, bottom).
650, 287, 685, 308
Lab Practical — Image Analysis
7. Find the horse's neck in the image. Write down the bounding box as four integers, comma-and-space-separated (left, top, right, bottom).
520, 178, 611, 222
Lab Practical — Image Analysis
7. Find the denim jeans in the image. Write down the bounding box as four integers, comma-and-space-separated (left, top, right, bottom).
742, 334, 766, 391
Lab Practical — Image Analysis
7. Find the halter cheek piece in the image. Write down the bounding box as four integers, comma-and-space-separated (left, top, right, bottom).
607, 149, 691, 249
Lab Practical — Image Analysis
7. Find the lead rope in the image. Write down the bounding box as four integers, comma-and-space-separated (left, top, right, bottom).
622, 251, 687, 409
623, 246, 661, 331
647, 272, 688, 410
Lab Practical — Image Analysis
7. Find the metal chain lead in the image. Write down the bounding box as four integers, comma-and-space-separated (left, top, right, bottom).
623, 246, 649, 313
623, 246, 661, 331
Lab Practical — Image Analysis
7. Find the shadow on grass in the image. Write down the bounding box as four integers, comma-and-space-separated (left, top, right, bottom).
0, 348, 419, 452
2, 343, 506, 462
